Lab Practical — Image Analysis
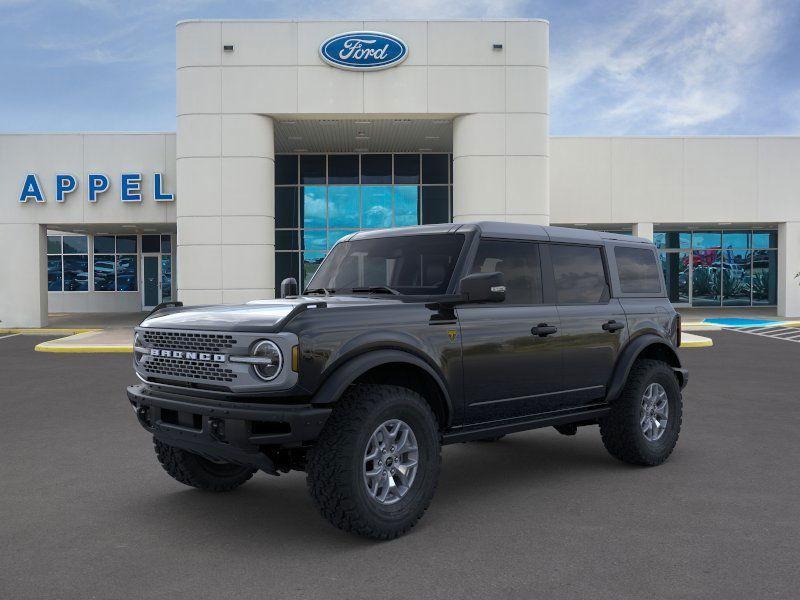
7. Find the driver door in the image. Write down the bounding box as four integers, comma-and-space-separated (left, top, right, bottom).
457, 239, 564, 425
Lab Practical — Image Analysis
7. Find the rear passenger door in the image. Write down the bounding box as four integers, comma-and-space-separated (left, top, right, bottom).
458, 239, 563, 424
546, 243, 626, 407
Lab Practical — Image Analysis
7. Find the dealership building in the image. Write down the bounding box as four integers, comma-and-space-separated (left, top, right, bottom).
1, 18, 799, 327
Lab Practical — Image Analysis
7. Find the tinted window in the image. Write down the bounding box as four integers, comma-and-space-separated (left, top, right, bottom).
62, 235, 87, 254
421, 186, 449, 224
615, 246, 662, 294
394, 154, 419, 184
328, 155, 358, 184
421, 154, 448, 184
275, 155, 298, 185
551, 245, 608, 304
94, 235, 115, 254
471, 240, 542, 305
300, 155, 325, 184
308, 234, 465, 295
361, 154, 391, 184
141, 234, 160, 253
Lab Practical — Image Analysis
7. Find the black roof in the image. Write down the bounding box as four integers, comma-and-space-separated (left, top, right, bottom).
348, 222, 650, 245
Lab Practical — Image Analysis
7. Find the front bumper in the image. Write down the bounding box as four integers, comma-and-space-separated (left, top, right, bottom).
127, 384, 331, 473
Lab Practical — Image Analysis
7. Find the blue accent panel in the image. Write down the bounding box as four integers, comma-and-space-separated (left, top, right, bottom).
703, 318, 781, 326
153, 173, 174, 202
87, 173, 109, 202
319, 31, 408, 70
19, 174, 45, 203
120, 173, 142, 202
55, 174, 77, 202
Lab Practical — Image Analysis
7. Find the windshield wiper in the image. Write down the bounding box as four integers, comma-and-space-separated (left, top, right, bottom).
304, 287, 335, 296
350, 286, 400, 295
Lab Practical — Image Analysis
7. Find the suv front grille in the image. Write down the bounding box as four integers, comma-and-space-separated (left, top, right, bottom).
144, 356, 238, 383
142, 330, 237, 353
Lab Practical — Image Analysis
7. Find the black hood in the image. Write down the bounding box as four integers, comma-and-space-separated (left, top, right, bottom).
139, 295, 406, 332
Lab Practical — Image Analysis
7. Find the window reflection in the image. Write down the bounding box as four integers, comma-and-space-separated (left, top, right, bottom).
753, 250, 777, 305
654, 229, 777, 307
722, 249, 751, 306
659, 251, 689, 303
275, 153, 453, 289
302, 186, 326, 229
328, 186, 359, 228
63, 255, 89, 291
161, 255, 172, 300
394, 185, 419, 227
691, 250, 721, 306
362, 186, 392, 228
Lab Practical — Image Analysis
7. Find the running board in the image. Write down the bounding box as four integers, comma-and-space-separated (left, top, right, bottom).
441, 405, 611, 445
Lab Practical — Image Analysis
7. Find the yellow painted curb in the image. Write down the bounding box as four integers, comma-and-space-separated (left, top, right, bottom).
680, 333, 714, 348
34, 343, 133, 353
0, 328, 100, 335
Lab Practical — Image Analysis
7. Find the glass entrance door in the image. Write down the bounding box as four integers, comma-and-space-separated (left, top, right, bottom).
142, 255, 160, 309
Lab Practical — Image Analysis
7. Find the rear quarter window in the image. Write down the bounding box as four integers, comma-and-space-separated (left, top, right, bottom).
614, 246, 662, 294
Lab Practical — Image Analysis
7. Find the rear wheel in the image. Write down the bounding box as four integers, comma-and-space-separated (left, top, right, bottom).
599, 359, 682, 466
153, 438, 256, 492
306, 384, 440, 540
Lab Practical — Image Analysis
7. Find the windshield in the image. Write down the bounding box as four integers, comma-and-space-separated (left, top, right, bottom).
306, 233, 466, 296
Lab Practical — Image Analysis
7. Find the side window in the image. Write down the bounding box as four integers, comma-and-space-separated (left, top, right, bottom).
470, 240, 542, 304
550, 244, 609, 304
615, 246, 662, 294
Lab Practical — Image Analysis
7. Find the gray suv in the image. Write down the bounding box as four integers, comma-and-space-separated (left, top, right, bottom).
127, 222, 687, 539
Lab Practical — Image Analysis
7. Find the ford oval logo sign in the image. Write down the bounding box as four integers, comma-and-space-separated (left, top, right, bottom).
319, 31, 408, 71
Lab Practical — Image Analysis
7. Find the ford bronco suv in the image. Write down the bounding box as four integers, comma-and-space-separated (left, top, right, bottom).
127, 222, 687, 539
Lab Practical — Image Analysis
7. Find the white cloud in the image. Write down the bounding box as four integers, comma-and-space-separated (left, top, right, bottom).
551, 0, 791, 133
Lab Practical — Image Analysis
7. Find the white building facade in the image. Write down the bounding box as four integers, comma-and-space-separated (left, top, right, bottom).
1, 19, 798, 327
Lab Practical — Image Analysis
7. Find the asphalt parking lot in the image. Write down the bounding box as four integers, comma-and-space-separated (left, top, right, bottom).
1, 331, 799, 599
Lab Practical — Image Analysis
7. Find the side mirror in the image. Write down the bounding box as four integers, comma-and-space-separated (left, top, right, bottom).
458, 272, 506, 303
280, 277, 298, 298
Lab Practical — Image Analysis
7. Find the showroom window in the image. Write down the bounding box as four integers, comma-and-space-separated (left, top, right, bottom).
274, 153, 454, 288
93, 235, 138, 292
655, 229, 777, 307
47, 235, 89, 292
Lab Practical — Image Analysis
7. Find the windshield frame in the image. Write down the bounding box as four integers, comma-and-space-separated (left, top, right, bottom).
304, 231, 474, 298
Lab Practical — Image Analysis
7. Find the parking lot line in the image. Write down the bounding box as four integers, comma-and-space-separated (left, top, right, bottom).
0, 333, 21, 341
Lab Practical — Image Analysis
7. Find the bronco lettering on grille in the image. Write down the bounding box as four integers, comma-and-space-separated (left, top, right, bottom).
149, 348, 226, 362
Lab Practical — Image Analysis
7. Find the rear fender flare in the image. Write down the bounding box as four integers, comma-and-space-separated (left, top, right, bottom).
606, 334, 682, 402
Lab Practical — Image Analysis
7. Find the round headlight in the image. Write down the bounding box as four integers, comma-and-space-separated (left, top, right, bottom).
252, 340, 283, 381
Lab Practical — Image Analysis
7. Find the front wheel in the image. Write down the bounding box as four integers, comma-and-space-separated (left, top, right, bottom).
599, 359, 683, 466
306, 384, 441, 540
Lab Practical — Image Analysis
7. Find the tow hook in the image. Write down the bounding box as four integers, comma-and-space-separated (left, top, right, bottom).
209, 417, 226, 441
135, 406, 151, 427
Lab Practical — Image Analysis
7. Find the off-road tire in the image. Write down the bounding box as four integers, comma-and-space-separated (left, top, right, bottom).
599, 359, 682, 466
153, 438, 256, 492
306, 384, 441, 540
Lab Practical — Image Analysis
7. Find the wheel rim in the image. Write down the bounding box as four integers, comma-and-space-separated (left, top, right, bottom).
640, 382, 669, 442
363, 419, 419, 505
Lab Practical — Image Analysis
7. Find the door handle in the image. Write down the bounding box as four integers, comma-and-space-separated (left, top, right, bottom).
531, 323, 558, 337
602, 320, 625, 332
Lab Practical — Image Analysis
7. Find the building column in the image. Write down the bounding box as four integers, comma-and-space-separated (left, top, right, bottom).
778, 222, 800, 318
177, 114, 275, 305
0, 224, 47, 327
632, 222, 654, 241
452, 113, 549, 225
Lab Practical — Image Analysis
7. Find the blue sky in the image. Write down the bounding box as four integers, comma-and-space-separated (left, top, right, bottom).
1, 0, 798, 135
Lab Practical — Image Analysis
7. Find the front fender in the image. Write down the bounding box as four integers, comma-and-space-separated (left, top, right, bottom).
309, 348, 454, 425
606, 334, 684, 402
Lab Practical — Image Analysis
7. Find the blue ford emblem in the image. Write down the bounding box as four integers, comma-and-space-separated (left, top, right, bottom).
319, 31, 408, 71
